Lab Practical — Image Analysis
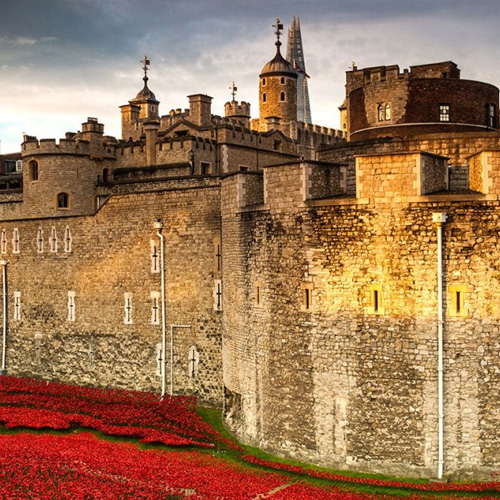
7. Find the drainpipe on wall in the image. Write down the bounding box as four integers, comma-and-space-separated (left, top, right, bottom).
432, 212, 447, 480
0, 260, 7, 376
155, 220, 167, 398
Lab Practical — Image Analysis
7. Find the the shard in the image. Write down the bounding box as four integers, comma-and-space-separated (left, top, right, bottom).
286, 16, 312, 124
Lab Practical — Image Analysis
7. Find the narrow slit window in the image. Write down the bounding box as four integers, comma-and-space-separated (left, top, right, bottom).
301, 283, 313, 312
49, 227, 58, 253
13, 291, 21, 321
280, 92, 286, 102
256, 284, 261, 306
67, 291, 76, 322
37, 227, 44, 253
369, 284, 384, 314
449, 285, 468, 317
213, 235, 222, 274
124, 293, 133, 324
151, 291, 160, 325
213, 280, 222, 311
188, 345, 199, 377
64, 226, 72, 253
150, 239, 160, 273
262, 93, 267, 103
1, 230, 6, 255
373, 290, 379, 312
12, 228, 19, 254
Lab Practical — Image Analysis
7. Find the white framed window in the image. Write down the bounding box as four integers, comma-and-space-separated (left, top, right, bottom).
439, 104, 450, 122
151, 291, 160, 325
188, 345, 199, 377
150, 239, 159, 273
1, 230, 7, 255
12, 228, 19, 254
124, 293, 133, 324
213, 235, 222, 274
213, 279, 222, 311
64, 226, 72, 253
49, 227, 58, 253
13, 291, 21, 321
36, 227, 44, 254
67, 291, 76, 322
488, 104, 497, 128
385, 103, 391, 120
378, 104, 384, 121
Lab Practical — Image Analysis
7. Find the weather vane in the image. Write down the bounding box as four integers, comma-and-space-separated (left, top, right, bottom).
272, 18, 283, 44
141, 55, 151, 82
229, 81, 237, 101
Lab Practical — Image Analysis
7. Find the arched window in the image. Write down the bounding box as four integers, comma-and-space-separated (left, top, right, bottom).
262, 93, 267, 103
262, 77, 266, 86
385, 104, 391, 120
280, 92, 285, 102
29, 161, 38, 181
57, 192, 69, 209
280, 77, 285, 84
378, 104, 384, 121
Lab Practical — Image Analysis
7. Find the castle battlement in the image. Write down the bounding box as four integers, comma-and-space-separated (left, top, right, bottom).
22, 138, 92, 157
224, 100, 251, 118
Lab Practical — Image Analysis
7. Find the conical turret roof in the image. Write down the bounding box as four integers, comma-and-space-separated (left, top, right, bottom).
260, 41, 297, 78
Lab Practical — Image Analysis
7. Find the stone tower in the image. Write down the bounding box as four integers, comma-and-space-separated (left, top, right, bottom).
286, 15, 312, 124
258, 19, 298, 133
120, 56, 160, 141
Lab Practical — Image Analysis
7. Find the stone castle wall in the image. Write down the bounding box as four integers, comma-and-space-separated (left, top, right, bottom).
2, 181, 223, 405
221, 156, 500, 479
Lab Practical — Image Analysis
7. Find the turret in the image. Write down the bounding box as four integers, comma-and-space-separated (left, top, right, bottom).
258, 19, 298, 135
224, 82, 251, 127
120, 56, 160, 141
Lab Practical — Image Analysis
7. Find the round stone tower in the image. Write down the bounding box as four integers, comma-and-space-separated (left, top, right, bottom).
259, 19, 298, 132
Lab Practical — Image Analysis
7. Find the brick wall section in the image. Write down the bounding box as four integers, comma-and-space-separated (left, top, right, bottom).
2, 184, 223, 405
469, 150, 500, 194
306, 162, 347, 200
420, 154, 448, 194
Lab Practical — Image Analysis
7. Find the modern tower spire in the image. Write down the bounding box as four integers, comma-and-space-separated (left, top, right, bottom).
286, 16, 312, 124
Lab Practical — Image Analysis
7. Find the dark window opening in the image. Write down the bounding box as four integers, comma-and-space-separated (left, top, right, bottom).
455, 291, 462, 314
30, 161, 39, 181
201, 162, 211, 175
57, 192, 69, 209
373, 290, 379, 313
262, 93, 267, 103
280, 77, 285, 84
280, 92, 285, 102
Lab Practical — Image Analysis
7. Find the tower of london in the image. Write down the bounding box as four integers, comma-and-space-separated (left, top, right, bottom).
1, 18, 500, 481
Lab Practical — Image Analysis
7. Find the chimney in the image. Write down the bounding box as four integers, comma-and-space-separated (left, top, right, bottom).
144, 120, 159, 166
188, 94, 213, 127
81, 117, 104, 160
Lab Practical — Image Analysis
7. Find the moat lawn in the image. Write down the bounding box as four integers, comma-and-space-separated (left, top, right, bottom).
0, 377, 499, 499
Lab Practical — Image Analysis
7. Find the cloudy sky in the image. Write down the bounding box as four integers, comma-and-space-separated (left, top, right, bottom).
1, 0, 500, 153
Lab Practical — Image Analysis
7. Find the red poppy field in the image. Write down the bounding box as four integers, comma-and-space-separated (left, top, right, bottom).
1, 376, 500, 499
